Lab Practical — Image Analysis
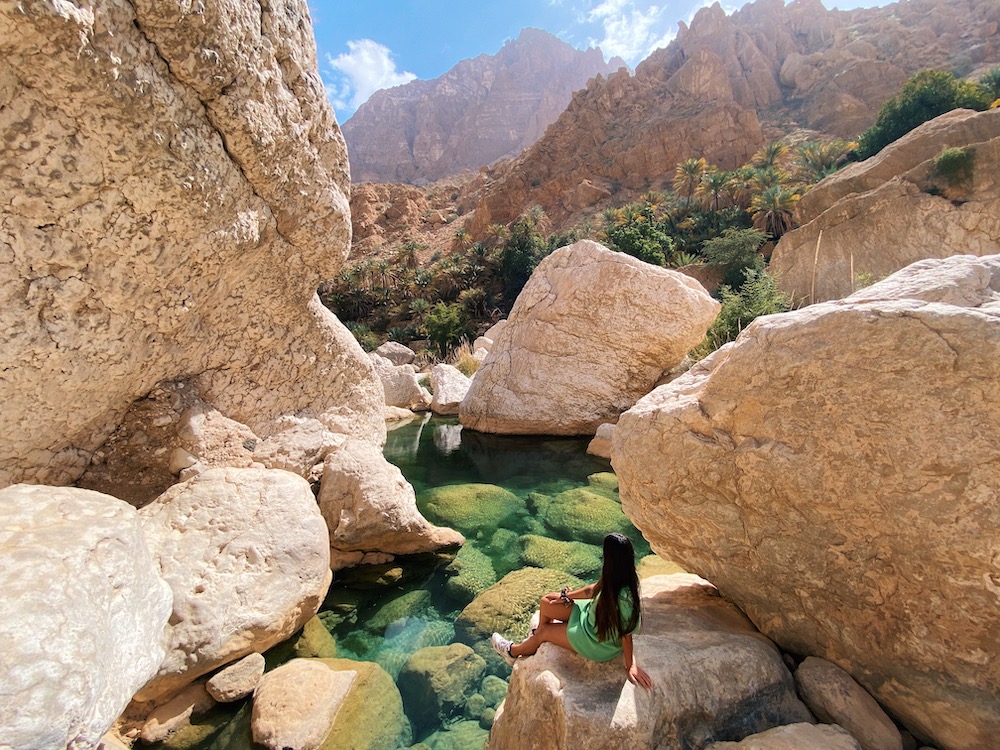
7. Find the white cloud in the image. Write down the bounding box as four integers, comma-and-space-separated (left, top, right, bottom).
324, 39, 416, 118
586, 1, 677, 64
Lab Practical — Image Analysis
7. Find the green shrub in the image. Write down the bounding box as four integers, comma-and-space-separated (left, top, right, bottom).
602, 203, 673, 266
931, 146, 976, 187
693, 270, 789, 359
981, 67, 1000, 101
702, 228, 767, 288
857, 70, 992, 159
499, 213, 548, 305
346, 322, 380, 352
425, 303, 470, 357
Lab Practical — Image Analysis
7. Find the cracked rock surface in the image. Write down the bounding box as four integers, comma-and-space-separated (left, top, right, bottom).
613, 254, 1000, 750
0, 0, 382, 487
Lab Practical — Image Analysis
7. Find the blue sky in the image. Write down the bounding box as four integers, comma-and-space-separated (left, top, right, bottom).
308, 0, 896, 122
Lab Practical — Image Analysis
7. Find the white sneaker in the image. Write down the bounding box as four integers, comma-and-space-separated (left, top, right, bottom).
530, 610, 540, 635
491, 632, 515, 665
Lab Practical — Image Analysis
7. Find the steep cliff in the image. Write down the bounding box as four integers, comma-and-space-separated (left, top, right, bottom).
467, 0, 1000, 233
342, 28, 625, 184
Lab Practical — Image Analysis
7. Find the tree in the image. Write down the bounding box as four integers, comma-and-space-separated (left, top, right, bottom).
857, 69, 992, 159
702, 228, 767, 288
794, 139, 854, 184
603, 203, 673, 266
751, 141, 789, 170
499, 213, 548, 304
980, 67, 1000, 102
750, 185, 799, 240
424, 302, 470, 357
693, 269, 790, 358
673, 157, 708, 205
697, 169, 732, 213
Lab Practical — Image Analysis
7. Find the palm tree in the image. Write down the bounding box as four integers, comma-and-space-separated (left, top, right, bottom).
673, 157, 708, 205
750, 165, 785, 192
751, 141, 789, 170
750, 185, 799, 240
794, 139, 854, 184
697, 169, 732, 212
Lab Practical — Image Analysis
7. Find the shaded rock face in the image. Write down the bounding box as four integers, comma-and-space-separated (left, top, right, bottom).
0, 485, 172, 748
487, 574, 812, 750
469, 0, 1000, 232
460, 241, 719, 435
342, 28, 623, 184
771, 109, 1000, 304
613, 255, 1000, 750
0, 0, 384, 488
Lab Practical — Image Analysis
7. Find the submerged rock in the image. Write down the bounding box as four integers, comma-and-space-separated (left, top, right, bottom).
0, 485, 172, 748
542, 487, 633, 545
488, 574, 812, 750
422, 720, 490, 750
460, 240, 719, 435
310, 658, 410, 750
445, 544, 500, 603
136, 468, 331, 703
519, 535, 603, 578
614, 255, 1000, 750
398, 644, 487, 731
422, 483, 525, 537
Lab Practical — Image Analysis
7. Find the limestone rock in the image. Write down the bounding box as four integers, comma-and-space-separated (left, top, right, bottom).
398, 644, 487, 731
370, 354, 432, 411
0, 485, 172, 749
586, 422, 616, 459
613, 255, 1000, 750
795, 657, 902, 750
374, 341, 416, 366
251, 659, 357, 750
430, 364, 471, 416
488, 574, 812, 750
206, 653, 266, 703
706, 722, 862, 750
252, 418, 347, 482
460, 241, 719, 435
772, 109, 1000, 303
139, 682, 215, 744
0, 0, 383, 488
317, 439, 463, 570
136, 468, 332, 702
342, 28, 623, 183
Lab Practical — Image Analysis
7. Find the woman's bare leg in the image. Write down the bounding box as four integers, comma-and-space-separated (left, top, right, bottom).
510, 621, 575, 658
537, 595, 573, 628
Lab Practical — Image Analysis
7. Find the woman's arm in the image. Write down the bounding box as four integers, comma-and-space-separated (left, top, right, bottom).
542, 583, 596, 605
622, 634, 653, 691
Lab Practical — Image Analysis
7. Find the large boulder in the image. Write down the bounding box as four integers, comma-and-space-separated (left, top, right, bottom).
771, 108, 1000, 304
0, 485, 172, 748
136, 468, 332, 702
706, 723, 861, 750
613, 255, 1000, 750
487, 574, 812, 750
460, 241, 719, 435
397, 644, 487, 731
370, 353, 431, 411
0, 0, 384, 488
317, 439, 464, 569
430, 364, 472, 416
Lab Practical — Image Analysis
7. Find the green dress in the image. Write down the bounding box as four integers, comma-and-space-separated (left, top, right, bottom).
565, 588, 637, 662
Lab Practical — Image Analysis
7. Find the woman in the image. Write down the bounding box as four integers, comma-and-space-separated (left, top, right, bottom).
491, 532, 653, 690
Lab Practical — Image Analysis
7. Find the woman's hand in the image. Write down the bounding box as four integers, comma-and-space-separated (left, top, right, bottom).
627, 663, 653, 691
541, 592, 562, 604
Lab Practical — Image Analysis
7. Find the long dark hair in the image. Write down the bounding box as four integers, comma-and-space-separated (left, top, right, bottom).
593, 533, 641, 643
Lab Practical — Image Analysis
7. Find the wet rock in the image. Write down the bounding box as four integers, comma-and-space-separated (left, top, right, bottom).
543, 487, 633, 545
0, 485, 172, 748
445, 545, 499, 603
421, 719, 490, 750
136, 468, 331, 702
519, 535, 603, 578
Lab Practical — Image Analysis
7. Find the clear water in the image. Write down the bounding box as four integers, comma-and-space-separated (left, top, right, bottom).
175, 416, 651, 749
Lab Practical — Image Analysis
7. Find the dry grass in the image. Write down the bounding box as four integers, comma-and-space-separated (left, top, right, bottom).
449, 339, 481, 377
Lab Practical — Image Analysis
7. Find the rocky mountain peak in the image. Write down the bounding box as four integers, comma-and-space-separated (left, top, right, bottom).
342, 28, 623, 184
